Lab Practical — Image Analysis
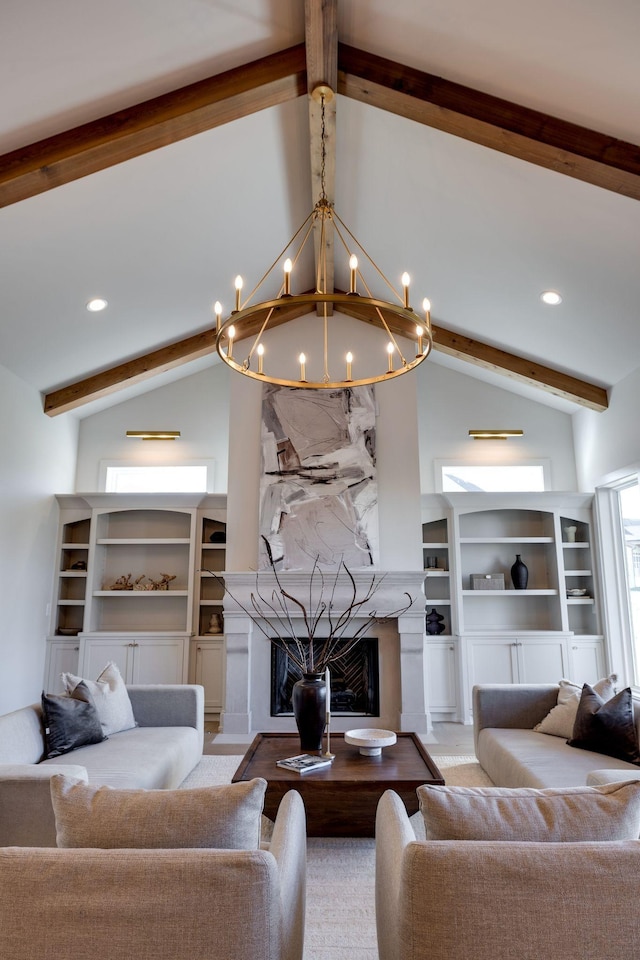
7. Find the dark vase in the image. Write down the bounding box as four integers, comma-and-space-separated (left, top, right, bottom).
511, 554, 529, 590
291, 673, 327, 752
426, 608, 446, 635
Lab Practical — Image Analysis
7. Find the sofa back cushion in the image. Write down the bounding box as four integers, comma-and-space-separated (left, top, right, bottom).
418, 780, 640, 841
51, 774, 267, 849
0, 704, 47, 764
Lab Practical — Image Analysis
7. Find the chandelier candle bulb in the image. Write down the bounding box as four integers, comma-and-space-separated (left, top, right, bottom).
387, 342, 394, 372
234, 275, 243, 312
349, 255, 358, 294
283, 258, 292, 296
346, 351, 353, 380
227, 325, 235, 359
402, 272, 411, 309
214, 301, 222, 333
299, 353, 306, 381
422, 298, 431, 334
416, 325, 424, 356
257, 343, 264, 375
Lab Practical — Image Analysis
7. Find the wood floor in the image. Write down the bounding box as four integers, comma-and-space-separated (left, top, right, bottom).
202, 721, 476, 757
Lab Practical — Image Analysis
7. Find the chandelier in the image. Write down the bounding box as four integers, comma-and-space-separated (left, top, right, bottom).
214, 86, 433, 389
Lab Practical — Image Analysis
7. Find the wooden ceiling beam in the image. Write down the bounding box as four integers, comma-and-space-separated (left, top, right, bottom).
43, 299, 312, 416
338, 44, 640, 201
433, 325, 608, 412
0, 45, 307, 208
305, 0, 338, 303
45, 299, 606, 416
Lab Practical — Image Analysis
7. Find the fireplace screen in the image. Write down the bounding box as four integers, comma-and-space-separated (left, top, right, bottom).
271, 639, 379, 717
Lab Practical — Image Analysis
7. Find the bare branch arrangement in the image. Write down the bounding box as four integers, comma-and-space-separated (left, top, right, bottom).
204, 537, 413, 675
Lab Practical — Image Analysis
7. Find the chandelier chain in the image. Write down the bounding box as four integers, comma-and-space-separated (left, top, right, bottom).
320, 93, 327, 204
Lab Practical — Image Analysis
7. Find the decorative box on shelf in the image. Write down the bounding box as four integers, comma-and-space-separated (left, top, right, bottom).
471, 573, 505, 590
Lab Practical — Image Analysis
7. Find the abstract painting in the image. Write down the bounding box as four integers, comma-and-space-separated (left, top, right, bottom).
259, 384, 378, 570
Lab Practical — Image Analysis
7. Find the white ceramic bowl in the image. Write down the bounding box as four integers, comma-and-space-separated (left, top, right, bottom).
567, 588, 587, 597
345, 728, 397, 756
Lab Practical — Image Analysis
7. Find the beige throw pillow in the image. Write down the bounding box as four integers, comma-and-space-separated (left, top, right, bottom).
51, 774, 267, 849
62, 661, 136, 737
534, 674, 617, 738
418, 780, 640, 841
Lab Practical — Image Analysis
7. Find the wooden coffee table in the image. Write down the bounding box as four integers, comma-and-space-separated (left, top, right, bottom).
232, 732, 444, 837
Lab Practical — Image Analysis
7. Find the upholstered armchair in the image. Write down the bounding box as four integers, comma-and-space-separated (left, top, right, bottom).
375, 788, 640, 960
0, 788, 306, 960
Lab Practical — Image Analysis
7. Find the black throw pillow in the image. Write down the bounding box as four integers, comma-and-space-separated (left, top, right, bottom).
568, 683, 640, 765
41, 686, 107, 759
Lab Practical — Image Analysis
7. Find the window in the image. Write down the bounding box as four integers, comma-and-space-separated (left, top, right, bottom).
618, 479, 640, 684
100, 462, 213, 493
436, 462, 548, 493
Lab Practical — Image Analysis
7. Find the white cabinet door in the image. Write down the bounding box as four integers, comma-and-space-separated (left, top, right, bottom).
80, 638, 134, 681
517, 637, 567, 683
468, 637, 519, 686
131, 637, 189, 684
43, 640, 81, 693
567, 639, 606, 682
425, 640, 457, 712
192, 639, 225, 712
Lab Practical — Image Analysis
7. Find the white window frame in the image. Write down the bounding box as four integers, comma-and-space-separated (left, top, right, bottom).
98, 459, 215, 493
434, 459, 551, 494
594, 476, 640, 692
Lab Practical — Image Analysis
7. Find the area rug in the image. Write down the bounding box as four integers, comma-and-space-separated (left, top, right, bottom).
180, 754, 492, 960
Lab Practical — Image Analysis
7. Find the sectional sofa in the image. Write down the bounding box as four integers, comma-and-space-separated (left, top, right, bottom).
473, 683, 640, 787
0, 683, 204, 846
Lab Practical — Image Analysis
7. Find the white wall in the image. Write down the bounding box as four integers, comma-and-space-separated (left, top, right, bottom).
416, 362, 578, 492
75, 365, 230, 492
574, 368, 640, 489
0, 364, 78, 714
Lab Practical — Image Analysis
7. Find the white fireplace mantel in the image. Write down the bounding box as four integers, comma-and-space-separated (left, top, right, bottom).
218, 569, 431, 741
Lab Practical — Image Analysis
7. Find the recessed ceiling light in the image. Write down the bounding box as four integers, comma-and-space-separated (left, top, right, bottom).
86, 297, 108, 312
540, 291, 562, 305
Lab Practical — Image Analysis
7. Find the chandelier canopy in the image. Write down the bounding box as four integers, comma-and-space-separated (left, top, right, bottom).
214, 86, 433, 390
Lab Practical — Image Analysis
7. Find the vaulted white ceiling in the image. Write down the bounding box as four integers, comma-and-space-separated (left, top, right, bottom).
1, 0, 639, 417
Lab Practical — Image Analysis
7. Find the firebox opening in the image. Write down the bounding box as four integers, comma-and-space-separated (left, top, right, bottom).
270, 639, 380, 717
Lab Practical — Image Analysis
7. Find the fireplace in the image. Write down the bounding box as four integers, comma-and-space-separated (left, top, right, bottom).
270, 639, 380, 717
218, 569, 430, 739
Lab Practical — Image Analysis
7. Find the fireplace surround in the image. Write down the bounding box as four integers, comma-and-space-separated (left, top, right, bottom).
218, 570, 429, 739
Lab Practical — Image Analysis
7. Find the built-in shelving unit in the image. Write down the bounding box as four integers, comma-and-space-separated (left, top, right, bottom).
420, 492, 606, 724
44, 495, 227, 702
191, 497, 227, 715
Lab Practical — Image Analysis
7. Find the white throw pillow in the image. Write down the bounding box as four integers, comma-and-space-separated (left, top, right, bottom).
51, 774, 267, 849
62, 661, 136, 737
534, 674, 617, 739
418, 780, 640, 841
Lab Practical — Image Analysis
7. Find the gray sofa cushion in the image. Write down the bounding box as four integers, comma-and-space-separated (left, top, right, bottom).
477, 727, 640, 789
40, 726, 201, 789
51, 775, 268, 849
417, 781, 640, 840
